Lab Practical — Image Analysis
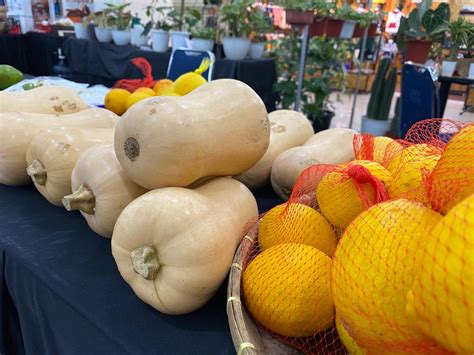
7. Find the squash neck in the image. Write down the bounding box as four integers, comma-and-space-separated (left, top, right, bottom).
131, 245, 160, 280
26, 159, 47, 186
62, 183, 96, 215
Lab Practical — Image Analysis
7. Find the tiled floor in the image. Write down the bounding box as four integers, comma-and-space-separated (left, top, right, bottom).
330, 92, 474, 131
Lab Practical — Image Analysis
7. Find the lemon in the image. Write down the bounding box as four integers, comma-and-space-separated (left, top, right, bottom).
125, 91, 153, 110
429, 125, 474, 214
406, 193, 474, 354
387, 144, 441, 206
173, 72, 206, 96
332, 199, 443, 353
243, 243, 334, 337
134, 87, 156, 96
317, 160, 392, 230
372, 136, 403, 167
153, 79, 174, 96
336, 315, 366, 355
258, 203, 336, 256
104, 88, 131, 115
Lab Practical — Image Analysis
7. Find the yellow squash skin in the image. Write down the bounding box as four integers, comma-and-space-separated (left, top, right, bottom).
0, 108, 118, 186
111, 177, 258, 315
235, 110, 314, 190
26, 127, 114, 206
114, 79, 270, 190
63, 144, 148, 238
0, 85, 87, 114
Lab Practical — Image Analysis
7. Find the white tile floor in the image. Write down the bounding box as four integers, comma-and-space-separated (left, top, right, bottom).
329, 93, 474, 132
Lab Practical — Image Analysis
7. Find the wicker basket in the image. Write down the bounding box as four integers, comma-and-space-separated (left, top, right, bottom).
227, 225, 302, 355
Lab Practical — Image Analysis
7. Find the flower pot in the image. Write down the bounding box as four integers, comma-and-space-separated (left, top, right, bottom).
171, 31, 190, 51
94, 27, 112, 43
286, 10, 314, 25
73, 23, 90, 40
309, 17, 328, 37
405, 39, 431, 64
441, 60, 457, 77
192, 38, 214, 52
151, 30, 169, 52
248, 42, 265, 59
112, 30, 131, 46
361, 116, 391, 136
469, 63, 474, 79
353, 23, 377, 38
131, 26, 148, 47
222, 37, 251, 61
340, 20, 356, 39
310, 110, 334, 133
325, 18, 344, 38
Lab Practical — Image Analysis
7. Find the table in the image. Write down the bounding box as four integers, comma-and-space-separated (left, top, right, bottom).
438, 76, 474, 117
0, 183, 282, 355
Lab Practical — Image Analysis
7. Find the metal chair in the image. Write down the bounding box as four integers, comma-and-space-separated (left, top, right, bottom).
166, 48, 215, 81
400, 63, 440, 139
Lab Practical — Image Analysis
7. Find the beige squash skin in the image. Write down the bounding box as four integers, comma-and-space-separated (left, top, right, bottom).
26, 128, 114, 206
114, 79, 270, 190
235, 110, 314, 189
111, 177, 258, 315
0, 108, 118, 186
270, 128, 356, 200
63, 144, 148, 238
0, 86, 87, 114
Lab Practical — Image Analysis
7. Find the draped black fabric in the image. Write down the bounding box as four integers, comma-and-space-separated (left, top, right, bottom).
0, 184, 282, 354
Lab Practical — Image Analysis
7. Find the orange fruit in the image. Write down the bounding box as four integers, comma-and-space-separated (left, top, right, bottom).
104, 88, 131, 115
153, 79, 174, 96
125, 91, 153, 110
134, 87, 155, 96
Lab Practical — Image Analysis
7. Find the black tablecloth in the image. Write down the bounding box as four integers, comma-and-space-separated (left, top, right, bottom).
0, 183, 282, 355
62, 38, 277, 111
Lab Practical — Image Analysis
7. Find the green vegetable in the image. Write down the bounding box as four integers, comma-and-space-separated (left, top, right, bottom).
0, 65, 23, 90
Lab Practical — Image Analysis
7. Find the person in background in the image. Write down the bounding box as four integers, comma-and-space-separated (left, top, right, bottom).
0, 5, 7, 33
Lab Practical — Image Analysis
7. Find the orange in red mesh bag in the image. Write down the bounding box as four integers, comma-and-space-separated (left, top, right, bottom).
113, 57, 156, 92
406, 193, 474, 354
332, 199, 448, 354
316, 160, 392, 229
353, 134, 403, 167
427, 124, 474, 214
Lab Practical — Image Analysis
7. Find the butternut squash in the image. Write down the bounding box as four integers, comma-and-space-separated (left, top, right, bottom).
26, 127, 114, 206
0, 86, 87, 114
270, 128, 356, 200
111, 177, 258, 315
0, 108, 118, 186
62, 144, 147, 238
114, 79, 270, 190
235, 110, 314, 189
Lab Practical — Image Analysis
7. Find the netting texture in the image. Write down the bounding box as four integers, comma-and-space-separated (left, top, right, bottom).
112, 57, 157, 92
239, 119, 474, 354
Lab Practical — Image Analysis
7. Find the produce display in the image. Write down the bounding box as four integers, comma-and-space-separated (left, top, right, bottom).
0, 108, 118, 186
62, 144, 148, 238
270, 128, 356, 200
26, 127, 114, 206
111, 177, 258, 315
114, 79, 270, 190
235, 110, 314, 190
0, 85, 88, 114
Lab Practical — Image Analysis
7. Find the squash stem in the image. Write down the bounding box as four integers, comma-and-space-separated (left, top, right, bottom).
26, 159, 47, 186
62, 183, 96, 215
131, 245, 160, 280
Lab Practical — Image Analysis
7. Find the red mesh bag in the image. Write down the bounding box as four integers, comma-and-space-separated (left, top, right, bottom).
239, 118, 474, 354
113, 57, 157, 92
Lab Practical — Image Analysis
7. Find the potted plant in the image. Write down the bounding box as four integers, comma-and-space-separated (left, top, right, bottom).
167, 7, 200, 51
396, 1, 450, 64
337, 5, 358, 39
192, 26, 216, 51
275, 0, 314, 25
143, 2, 173, 52
352, 11, 379, 38
361, 58, 397, 136
220, 0, 252, 60
91, 10, 113, 43
130, 14, 148, 47
248, 5, 272, 59
108, 3, 132, 46
440, 17, 473, 77
308, 0, 335, 37
66, 6, 92, 40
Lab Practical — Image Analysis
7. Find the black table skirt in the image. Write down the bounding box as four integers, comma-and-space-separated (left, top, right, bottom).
0, 183, 282, 355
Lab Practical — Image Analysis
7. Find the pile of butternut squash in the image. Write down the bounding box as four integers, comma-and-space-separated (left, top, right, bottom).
0, 80, 356, 315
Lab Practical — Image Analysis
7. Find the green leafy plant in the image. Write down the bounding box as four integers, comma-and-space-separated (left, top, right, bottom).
248, 6, 272, 42
192, 26, 216, 40
143, 1, 173, 36
90, 10, 114, 28
443, 17, 473, 60
366, 58, 397, 121
335, 5, 358, 21
355, 11, 379, 28
220, 0, 253, 37
106, 2, 131, 31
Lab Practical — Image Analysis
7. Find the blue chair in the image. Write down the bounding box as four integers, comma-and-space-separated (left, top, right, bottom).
166, 48, 215, 81
400, 63, 440, 139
